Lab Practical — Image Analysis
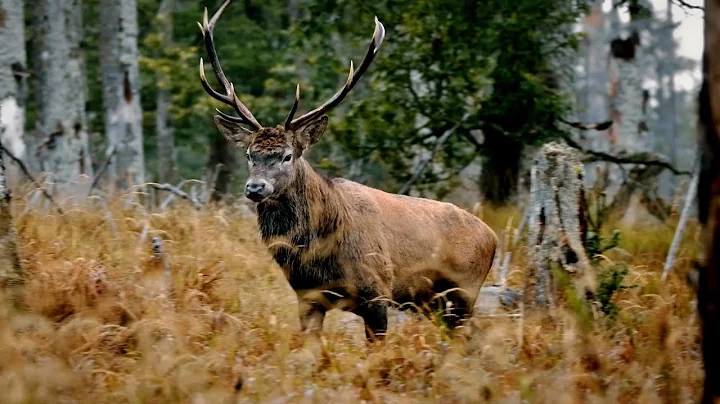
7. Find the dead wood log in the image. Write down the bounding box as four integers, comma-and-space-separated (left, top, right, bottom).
146, 182, 203, 210
662, 161, 700, 280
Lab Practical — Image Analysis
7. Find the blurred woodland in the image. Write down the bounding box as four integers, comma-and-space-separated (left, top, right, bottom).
0, 0, 702, 210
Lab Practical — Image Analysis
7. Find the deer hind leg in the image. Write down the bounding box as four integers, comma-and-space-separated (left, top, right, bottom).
427, 278, 475, 331
353, 288, 388, 342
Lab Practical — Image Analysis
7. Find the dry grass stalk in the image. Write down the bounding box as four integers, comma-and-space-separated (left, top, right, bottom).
0, 192, 703, 403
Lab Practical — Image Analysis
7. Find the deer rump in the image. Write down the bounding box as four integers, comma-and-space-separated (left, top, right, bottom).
258, 175, 498, 339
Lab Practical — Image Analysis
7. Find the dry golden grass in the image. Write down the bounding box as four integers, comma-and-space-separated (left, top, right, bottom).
0, 193, 704, 403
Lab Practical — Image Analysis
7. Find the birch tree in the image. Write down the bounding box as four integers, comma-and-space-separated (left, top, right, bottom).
99, 0, 145, 192
32, 0, 93, 201
0, 0, 27, 186
606, 1, 660, 224
0, 146, 23, 307
580, 1, 612, 188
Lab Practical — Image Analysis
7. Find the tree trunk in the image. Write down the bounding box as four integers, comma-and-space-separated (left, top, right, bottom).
605, 1, 653, 195
480, 136, 522, 205
696, 1, 720, 401
208, 130, 237, 202
0, 147, 23, 307
155, 0, 177, 184
0, 0, 28, 187
99, 0, 145, 192
32, 0, 93, 203
661, 0, 679, 196
581, 2, 612, 189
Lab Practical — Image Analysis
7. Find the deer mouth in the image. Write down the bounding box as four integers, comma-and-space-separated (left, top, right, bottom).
245, 192, 267, 203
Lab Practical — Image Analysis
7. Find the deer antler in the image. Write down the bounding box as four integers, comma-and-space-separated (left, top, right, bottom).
198, 0, 263, 131
287, 16, 385, 130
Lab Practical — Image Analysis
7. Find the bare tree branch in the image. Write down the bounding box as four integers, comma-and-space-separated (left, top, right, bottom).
0, 141, 65, 215
561, 134, 691, 176
671, 0, 704, 11
146, 182, 203, 210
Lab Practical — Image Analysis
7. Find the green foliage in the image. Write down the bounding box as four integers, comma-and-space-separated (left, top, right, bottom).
581, 176, 640, 318
585, 182, 621, 260
25, 0, 588, 197
586, 229, 621, 261
596, 262, 635, 318
552, 264, 593, 332
294, 0, 584, 197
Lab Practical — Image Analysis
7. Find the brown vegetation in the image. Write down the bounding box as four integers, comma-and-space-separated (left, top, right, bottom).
0, 186, 704, 403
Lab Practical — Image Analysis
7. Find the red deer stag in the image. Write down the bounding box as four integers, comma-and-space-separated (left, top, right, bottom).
198, 0, 498, 341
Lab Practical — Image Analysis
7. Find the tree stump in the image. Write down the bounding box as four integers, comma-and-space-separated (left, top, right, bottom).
0, 147, 23, 307
525, 142, 594, 309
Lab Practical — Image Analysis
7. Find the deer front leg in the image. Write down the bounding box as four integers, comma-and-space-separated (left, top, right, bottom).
353, 292, 388, 342
298, 301, 326, 336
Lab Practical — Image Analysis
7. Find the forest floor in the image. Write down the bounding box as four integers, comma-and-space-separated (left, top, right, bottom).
0, 193, 704, 403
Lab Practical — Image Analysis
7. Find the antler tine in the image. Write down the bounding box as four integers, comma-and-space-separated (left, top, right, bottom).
198, 0, 262, 130
284, 84, 301, 130
199, 58, 233, 105
290, 17, 385, 130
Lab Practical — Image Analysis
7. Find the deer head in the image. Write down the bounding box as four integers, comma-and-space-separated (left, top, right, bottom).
198, 0, 385, 202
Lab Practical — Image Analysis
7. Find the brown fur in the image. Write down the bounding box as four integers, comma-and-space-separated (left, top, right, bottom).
243, 125, 498, 340
195, 5, 495, 340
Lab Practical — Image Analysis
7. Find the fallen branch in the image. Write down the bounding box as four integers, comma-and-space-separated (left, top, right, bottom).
88, 144, 118, 197
0, 141, 65, 215
662, 160, 700, 280
146, 182, 203, 210
500, 252, 512, 289
513, 204, 531, 244
203, 164, 223, 203
99, 198, 119, 240
561, 134, 691, 176
159, 180, 187, 210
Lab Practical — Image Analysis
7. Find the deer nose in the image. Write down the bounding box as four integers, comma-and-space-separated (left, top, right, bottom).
245, 180, 270, 202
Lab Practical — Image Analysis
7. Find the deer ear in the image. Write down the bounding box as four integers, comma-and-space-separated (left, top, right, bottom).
296, 116, 328, 150
214, 115, 253, 148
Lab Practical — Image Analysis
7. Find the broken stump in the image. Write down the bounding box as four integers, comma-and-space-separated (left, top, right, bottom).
525, 142, 595, 309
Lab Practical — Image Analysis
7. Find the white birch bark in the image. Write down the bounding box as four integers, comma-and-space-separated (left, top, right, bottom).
33, 0, 93, 202
99, 0, 145, 192
0, 0, 28, 186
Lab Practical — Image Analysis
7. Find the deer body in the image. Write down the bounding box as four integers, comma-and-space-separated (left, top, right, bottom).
198, 1, 497, 340
256, 154, 496, 338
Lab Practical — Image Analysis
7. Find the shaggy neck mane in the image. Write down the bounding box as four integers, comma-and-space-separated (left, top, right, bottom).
255, 158, 347, 244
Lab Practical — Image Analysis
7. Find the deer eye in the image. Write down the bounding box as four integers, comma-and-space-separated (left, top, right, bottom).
283, 154, 292, 163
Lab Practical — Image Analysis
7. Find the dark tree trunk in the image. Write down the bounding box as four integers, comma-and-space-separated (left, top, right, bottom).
208, 131, 237, 202
696, 1, 720, 402
480, 137, 522, 205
